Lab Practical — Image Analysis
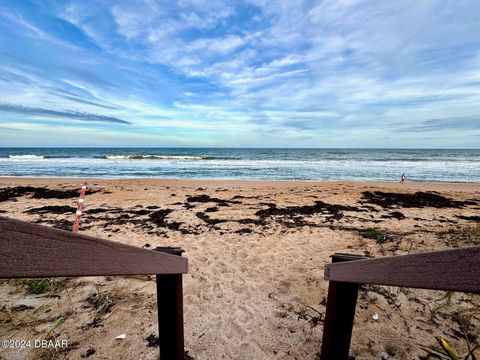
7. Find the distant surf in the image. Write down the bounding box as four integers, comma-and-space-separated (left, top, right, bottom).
8, 154, 72, 159
98, 155, 214, 160
0, 148, 479, 182
8, 154, 47, 159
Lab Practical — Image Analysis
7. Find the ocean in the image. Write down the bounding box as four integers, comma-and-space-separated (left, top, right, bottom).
0, 148, 478, 182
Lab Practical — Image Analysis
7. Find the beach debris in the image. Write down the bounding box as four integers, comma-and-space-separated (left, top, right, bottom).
195, 211, 265, 227
361, 191, 474, 209
149, 209, 182, 230
24, 205, 76, 214
235, 228, 253, 235
295, 306, 324, 327
10, 304, 34, 311
83, 290, 117, 329
255, 200, 364, 224
0, 186, 100, 202
81, 347, 96, 358
381, 211, 406, 220
24, 203, 199, 235
115, 333, 126, 340
186, 194, 241, 206
372, 313, 379, 321
456, 215, 480, 222
0, 186, 41, 202
85, 292, 115, 314
145, 334, 160, 347
184, 351, 196, 360
34, 218, 73, 231
146, 205, 160, 209
195, 211, 225, 225
148, 209, 173, 225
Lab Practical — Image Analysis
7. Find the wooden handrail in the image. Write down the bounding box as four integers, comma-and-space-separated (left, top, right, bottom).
320, 247, 480, 360
0, 216, 187, 278
325, 246, 480, 293
0, 216, 187, 359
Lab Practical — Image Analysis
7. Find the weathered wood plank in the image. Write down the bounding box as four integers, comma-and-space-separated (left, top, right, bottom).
324, 246, 480, 293
0, 216, 188, 278
155, 247, 185, 360
320, 254, 362, 360
157, 274, 185, 359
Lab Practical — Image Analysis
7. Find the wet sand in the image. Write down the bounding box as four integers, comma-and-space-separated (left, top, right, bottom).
0, 178, 479, 359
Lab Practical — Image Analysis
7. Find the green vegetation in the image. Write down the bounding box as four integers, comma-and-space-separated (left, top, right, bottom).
14, 278, 69, 295
436, 337, 478, 360
439, 223, 480, 247
361, 227, 388, 244
47, 312, 68, 335
16, 278, 51, 294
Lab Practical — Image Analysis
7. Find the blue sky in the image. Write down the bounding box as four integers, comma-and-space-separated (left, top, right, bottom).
0, 0, 479, 148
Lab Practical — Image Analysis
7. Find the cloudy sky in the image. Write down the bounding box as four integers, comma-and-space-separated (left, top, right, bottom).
0, 0, 479, 148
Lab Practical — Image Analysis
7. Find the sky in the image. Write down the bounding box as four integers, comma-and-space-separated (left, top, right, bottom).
0, 0, 479, 148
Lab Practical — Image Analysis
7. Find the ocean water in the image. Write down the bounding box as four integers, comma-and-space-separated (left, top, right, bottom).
0, 148, 478, 182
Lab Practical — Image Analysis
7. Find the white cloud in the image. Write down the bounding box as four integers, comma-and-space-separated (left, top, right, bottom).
2, 0, 480, 147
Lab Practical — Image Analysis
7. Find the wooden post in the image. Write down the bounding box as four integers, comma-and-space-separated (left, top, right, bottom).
320, 254, 365, 360
155, 247, 185, 360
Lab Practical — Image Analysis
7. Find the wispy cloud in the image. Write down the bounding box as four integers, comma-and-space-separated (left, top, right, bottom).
395, 116, 480, 132
0, 0, 479, 147
0, 103, 130, 124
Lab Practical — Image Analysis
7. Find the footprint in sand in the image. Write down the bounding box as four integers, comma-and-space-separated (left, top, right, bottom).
277, 280, 292, 295
213, 283, 223, 298
230, 279, 250, 296
215, 260, 228, 274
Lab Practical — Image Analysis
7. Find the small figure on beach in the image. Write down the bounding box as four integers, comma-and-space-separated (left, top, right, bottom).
400, 173, 406, 183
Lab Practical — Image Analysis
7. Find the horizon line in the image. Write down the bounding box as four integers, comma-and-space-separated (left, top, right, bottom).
0, 147, 479, 150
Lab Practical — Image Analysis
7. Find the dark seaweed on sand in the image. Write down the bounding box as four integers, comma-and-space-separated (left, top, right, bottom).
195, 212, 225, 225
361, 191, 476, 209
24, 205, 76, 214
456, 215, 480, 222
186, 194, 241, 206
34, 218, 73, 231
381, 211, 406, 220
255, 200, 364, 220
148, 209, 182, 230
0, 186, 101, 202
145, 334, 160, 347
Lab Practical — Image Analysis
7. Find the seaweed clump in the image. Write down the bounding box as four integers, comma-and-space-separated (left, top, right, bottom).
255, 200, 363, 221
361, 191, 474, 209
0, 186, 100, 202
149, 209, 181, 230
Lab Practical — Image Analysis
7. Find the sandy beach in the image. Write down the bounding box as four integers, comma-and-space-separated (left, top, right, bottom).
0, 178, 479, 359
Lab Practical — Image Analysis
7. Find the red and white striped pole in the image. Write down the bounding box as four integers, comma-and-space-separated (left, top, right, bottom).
72, 182, 88, 233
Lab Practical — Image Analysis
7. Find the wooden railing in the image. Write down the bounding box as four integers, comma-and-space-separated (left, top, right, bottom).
0, 216, 188, 360
320, 246, 480, 360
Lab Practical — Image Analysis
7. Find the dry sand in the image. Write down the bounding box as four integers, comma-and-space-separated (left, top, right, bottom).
0, 178, 479, 359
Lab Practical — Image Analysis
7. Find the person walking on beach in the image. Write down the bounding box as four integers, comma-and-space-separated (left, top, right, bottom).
400, 173, 406, 183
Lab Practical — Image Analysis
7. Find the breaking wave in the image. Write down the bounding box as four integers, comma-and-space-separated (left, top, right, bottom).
8, 154, 47, 159
98, 155, 215, 160
7, 155, 73, 159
